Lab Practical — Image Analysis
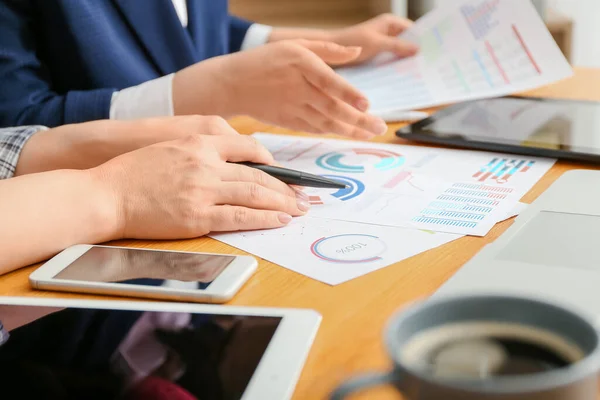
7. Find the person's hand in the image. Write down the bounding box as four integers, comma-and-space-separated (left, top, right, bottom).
173, 40, 389, 140
327, 14, 418, 64
15, 115, 240, 175
91, 134, 308, 239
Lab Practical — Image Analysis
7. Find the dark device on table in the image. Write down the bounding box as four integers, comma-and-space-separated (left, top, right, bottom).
396, 96, 600, 163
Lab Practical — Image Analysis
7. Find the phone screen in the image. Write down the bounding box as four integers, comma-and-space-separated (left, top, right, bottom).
53, 247, 236, 290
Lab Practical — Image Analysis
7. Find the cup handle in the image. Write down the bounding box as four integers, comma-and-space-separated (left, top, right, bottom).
329, 371, 400, 400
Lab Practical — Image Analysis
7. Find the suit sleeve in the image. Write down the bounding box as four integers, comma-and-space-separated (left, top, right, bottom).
228, 15, 253, 53
0, 1, 116, 127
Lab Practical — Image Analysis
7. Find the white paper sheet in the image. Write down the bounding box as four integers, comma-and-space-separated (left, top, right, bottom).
254, 133, 554, 236
211, 203, 526, 285
336, 0, 573, 115
212, 217, 461, 285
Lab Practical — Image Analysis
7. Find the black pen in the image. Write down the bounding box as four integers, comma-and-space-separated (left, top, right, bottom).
236, 162, 348, 189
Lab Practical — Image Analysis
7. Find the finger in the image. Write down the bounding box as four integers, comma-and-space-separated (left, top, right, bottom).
207, 206, 294, 232
216, 182, 308, 216
383, 16, 414, 36
284, 116, 323, 135
302, 105, 379, 140
211, 135, 275, 165
298, 40, 363, 65
306, 83, 387, 135
203, 116, 240, 136
220, 163, 299, 198
377, 36, 419, 58
299, 53, 370, 112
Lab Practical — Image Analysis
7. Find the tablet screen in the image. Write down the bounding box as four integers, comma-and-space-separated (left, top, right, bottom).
0, 305, 281, 400
405, 97, 600, 156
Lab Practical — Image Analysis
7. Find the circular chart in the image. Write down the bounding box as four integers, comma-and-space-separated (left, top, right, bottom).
316, 148, 404, 173
310, 234, 387, 264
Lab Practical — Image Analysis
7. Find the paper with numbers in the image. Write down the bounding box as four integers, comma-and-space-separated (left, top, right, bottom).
250, 133, 553, 236
212, 202, 524, 285
336, 0, 573, 115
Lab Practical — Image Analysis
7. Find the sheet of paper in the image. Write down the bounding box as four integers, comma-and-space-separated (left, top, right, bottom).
254, 133, 554, 236
212, 217, 461, 285
336, 0, 573, 114
210, 202, 526, 285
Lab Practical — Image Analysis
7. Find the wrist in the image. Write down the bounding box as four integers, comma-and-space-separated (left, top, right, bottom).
84, 166, 126, 242
173, 57, 238, 118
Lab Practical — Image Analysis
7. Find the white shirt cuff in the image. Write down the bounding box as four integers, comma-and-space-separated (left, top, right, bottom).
241, 23, 273, 51
109, 74, 175, 120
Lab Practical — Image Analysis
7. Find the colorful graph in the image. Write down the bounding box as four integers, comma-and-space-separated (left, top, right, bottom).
461, 0, 500, 40
412, 181, 514, 230
308, 196, 324, 206
473, 158, 535, 183
421, 17, 454, 63
412, 217, 478, 228
316, 149, 404, 173
310, 234, 386, 264
325, 175, 365, 201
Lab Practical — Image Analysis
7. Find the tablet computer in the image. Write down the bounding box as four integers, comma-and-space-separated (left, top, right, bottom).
396, 96, 600, 163
0, 297, 321, 400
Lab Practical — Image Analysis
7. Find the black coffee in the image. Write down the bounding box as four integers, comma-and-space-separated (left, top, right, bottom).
400, 322, 584, 380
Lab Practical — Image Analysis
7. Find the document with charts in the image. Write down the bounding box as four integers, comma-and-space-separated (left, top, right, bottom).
213, 217, 461, 285
251, 133, 554, 236
336, 0, 573, 114
212, 205, 524, 285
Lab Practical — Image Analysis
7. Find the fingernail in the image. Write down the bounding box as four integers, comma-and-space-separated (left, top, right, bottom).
347, 46, 362, 53
297, 198, 311, 212
375, 119, 388, 135
356, 98, 370, 112
279, 213, 292, 224
295, 190, 309, 200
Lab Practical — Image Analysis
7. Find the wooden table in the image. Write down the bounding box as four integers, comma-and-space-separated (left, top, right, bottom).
1, 67, 599, 399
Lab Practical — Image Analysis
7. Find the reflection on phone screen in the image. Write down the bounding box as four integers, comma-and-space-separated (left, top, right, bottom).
54, 248, 235, 290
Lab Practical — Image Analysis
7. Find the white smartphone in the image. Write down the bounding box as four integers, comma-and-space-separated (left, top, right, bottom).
29, 245, 257, 303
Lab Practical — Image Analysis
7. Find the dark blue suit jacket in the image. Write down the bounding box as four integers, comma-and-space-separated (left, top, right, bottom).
0, 0, 252, 127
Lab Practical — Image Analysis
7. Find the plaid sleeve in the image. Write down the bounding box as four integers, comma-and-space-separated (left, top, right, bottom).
0, 125, 47, 180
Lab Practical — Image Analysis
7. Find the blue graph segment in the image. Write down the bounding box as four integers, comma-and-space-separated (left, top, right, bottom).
437, 195, 498, 206
473, 49, 493, 87
421, 209, 486, 221
412, 216, 478, 228
376, 157, 404, 171
462, 205, 493, 213
445, 188, 507, 199
433, 27, 443, 45
316, 152, 364, 173
322, 175, 365, 201
429, 201, 493, 213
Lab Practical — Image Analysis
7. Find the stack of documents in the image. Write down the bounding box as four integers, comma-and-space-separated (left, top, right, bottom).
212, 134, 554, 285
212, 0, 568, 285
